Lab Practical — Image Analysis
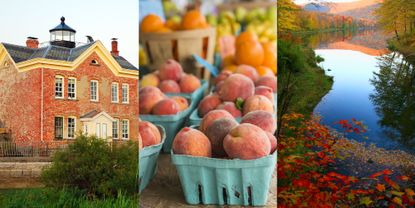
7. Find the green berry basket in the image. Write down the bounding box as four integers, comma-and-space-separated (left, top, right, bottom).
165, 80, 209, 107
171, 151, 277, 206
139, 125, 166, 193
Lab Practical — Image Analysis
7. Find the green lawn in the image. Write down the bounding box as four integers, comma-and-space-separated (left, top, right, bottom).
0, 188, 138, 208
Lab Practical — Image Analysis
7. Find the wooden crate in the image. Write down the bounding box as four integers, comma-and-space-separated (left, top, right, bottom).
140, 27, 216, 82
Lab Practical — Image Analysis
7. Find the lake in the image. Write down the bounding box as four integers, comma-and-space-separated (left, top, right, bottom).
307, 30, 415, 152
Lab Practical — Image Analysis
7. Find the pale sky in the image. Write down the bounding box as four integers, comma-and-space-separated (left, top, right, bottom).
295, 0, 360, 4
0, 0, 138, 67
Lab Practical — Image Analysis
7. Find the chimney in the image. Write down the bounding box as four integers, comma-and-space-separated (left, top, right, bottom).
111, 38, 119, 56
26, 37, 39, 49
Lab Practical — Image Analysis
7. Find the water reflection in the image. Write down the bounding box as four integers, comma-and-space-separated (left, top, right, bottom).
370, 53, 415, 147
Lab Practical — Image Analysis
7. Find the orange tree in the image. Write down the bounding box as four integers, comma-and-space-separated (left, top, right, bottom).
278, 113, 415, 207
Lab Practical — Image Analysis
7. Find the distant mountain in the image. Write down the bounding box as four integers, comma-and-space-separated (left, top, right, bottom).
302, 0, 382, 21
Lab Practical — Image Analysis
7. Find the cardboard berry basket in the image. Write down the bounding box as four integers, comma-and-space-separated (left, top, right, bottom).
139, 125, 166, 193
139, 95, 195, 153
171, 150, 276, 206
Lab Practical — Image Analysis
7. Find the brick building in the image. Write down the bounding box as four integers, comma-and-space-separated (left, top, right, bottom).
0, 17, 139, 143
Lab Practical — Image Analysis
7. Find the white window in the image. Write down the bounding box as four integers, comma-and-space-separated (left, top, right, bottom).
55, 76, 64, 98
122, 84, 129, 104
90, 80, 98, 101
67, 117, 76, 138
84, 125, 88, 135
111, 83, 119, 103
112, 119, 119, 139
102, 123, 107, 138
68, 78, 76, 100
55, 117, 63, 139
96, 123, 101, 138
121, 119, 129, 140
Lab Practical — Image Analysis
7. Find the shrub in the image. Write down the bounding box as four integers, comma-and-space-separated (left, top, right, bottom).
41, 134, 138, 197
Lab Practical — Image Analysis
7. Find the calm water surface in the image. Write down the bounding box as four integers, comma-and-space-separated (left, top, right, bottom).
309, 30, 414, 152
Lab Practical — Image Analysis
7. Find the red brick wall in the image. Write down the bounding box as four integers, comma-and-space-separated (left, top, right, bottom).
41, 52, 138, 142
0, 52, 138, 143
0, 57, 42, 144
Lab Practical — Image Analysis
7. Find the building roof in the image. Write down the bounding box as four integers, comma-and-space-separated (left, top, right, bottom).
1, 42, 138, 71
80, 110, 100, 119
49, 17, 76, 33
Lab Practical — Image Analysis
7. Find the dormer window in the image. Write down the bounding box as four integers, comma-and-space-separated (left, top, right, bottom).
91, 60, 99, 65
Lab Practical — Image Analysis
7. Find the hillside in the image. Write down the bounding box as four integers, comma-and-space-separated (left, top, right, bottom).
302, 0, 382, 20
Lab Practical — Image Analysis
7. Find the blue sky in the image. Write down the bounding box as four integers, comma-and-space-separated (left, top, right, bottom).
295, 0, 359, 4
0, 0, 138, 66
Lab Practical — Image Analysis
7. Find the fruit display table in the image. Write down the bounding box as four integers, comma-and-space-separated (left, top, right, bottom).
139, 154, 277, 207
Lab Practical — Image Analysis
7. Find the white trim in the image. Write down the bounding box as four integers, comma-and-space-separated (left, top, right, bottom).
67, 116, 76, 139
121, 119, 129, 140
55, 75, 64, 99
68, 77, 77, 100
54, 116, 64, 140
79, 111, 115, 122
111, 82, 119, 103
90, 80, 99, 102
112, 119, 119, 139
121, 83, 129, 104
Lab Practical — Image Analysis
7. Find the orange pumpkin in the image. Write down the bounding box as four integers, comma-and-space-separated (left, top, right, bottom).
141, 14, 164, 33
235, 40, 264, 67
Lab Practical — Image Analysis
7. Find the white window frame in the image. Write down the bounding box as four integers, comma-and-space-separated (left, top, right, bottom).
54, 116, 64, 140
96, 123, 101, 138
67, 117, 76, 139
121, 84, 129, 104
121, 119, 129, 140
90, 80, 99, 102
55, 76, 64, 99
112, 119, 119, 139
111, 83, 119, 103
68, 77, 77, 100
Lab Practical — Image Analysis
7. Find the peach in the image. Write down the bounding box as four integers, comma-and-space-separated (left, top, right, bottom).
235, 64, 259, 82
158, 80, 181, 93
218, 74, 255, 102
139, 121, 161, 147
171, 96, 189, 111
205, 118, 238, 157
214, 70, 232, 85
255, 76, 277, 92
199, 110, 234, 133
241, 110, 276, 134
152, 98, 180, 115
198, 94, 222, 117
255, 86, 274, 103
216, 102, 242, 118
215, 81, 224, 93
172, 127, 211, 157
265, 132, 277, 153
223, 123, 271, 160
243, 95, 274, 115
179, 74, 201, 93
140, 73, 160, 88
139, 86, 166, 114
158, 59, 183, 81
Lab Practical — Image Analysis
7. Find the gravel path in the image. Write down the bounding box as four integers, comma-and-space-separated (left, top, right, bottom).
139, 154, 277, 208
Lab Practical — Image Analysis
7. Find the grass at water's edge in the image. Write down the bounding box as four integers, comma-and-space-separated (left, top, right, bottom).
0, 188, 138, 208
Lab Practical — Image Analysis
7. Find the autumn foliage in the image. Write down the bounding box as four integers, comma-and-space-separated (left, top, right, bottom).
278, 113, 415, 207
